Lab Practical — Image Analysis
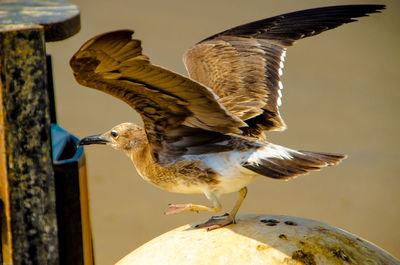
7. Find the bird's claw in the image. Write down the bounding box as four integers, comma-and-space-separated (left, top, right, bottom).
195, 213, 234, 231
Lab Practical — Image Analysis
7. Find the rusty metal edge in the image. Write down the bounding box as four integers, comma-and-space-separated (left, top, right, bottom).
78, 156, 95, 265
0, 40, 14, 265
44, 11, 81, 42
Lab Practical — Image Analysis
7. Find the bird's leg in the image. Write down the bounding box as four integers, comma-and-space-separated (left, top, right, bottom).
195, 186, 247, 231
228, 186, 248, 219
165, 191, 222, 215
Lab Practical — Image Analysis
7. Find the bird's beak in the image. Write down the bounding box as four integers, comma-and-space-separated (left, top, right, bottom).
78, 134, 109, 146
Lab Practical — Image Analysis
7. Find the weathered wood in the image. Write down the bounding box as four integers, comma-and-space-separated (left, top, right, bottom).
0, 0, 80, 42
0, 24, 59, 265
0, 1, 85, 264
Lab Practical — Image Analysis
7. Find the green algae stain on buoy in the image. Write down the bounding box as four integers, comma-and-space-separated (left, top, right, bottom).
116, 215, 400, 265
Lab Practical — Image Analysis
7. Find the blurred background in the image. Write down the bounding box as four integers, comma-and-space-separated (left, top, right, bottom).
47, 0, 399, 264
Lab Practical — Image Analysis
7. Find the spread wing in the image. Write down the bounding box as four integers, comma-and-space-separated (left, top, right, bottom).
183, 4, 385, 137
70, 30, 246, 159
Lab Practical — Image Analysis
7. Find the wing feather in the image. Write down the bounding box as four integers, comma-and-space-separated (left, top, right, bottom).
183, 4, 385, 137
70, 30, 246, 159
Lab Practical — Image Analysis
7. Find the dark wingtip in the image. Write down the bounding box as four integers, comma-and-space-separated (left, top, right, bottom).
369, 4, 386, 11
356, 4, 386, 16
200, 4, 386, 44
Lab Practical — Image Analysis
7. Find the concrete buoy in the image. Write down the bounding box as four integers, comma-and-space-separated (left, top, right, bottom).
116, 214, 399, 265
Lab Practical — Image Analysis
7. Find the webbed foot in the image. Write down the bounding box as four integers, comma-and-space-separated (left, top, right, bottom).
165, 203, 218, 215
195, 213, 235, 231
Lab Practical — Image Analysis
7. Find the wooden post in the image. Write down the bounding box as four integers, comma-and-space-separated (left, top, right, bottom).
0, 22, 58, 265
0, 1, 82, 264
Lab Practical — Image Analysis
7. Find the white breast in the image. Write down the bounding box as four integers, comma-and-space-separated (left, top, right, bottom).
183, 151, 259, 195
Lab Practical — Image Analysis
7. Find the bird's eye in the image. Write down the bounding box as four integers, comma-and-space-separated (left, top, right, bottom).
111, 130, 118, 138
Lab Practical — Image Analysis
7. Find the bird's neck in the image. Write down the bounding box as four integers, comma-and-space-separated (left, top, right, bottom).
125, 131, 154, 175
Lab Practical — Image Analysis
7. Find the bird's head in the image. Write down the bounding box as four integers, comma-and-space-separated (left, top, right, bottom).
79, 122, 145, 152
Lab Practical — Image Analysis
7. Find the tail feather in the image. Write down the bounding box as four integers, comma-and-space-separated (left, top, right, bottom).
243, 144, 346, 180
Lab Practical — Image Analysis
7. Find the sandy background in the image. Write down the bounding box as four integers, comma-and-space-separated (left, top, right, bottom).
47, 0, 399, 264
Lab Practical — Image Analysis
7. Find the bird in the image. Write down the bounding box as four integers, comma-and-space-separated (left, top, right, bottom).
71, 4, 385, 230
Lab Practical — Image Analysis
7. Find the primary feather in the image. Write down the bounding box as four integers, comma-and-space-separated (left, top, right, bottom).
183, 4, 385, 137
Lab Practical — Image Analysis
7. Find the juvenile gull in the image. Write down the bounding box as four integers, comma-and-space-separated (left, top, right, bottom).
72, 5, 384, 230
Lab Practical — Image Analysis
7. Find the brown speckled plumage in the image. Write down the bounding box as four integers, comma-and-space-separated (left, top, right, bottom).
73, 5, 384, 230
129, 136, 220, 190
